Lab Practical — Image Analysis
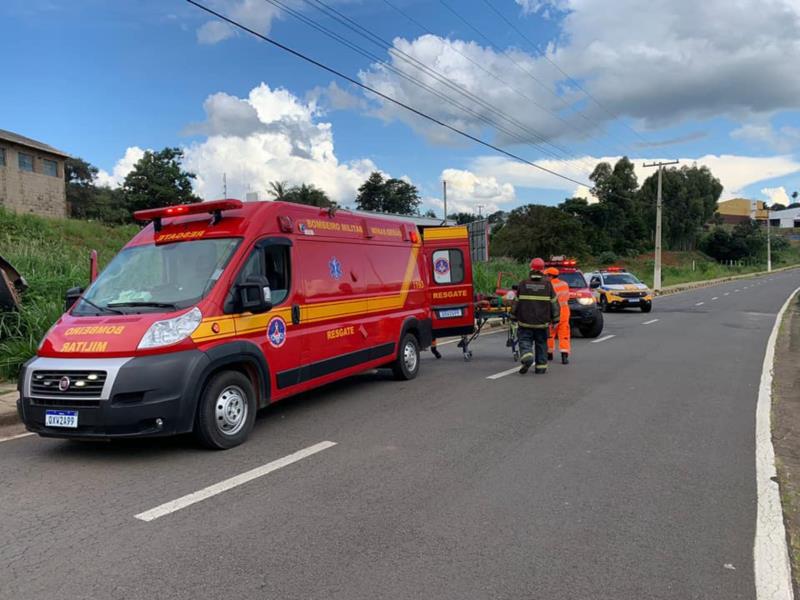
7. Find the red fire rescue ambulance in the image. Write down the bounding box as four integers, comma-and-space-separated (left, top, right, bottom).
17, 200, 474, 448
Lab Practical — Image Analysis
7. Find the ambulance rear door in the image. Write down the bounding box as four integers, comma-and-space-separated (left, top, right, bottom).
422, 226, 475, 338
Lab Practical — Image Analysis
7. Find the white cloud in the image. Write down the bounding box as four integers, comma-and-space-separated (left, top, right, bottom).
470, 153, 800, 202
731, 122, 800, 152
514, 0, 568, 18
357, 1, 800, 146
95, 146, 145, 188
195, 0, 280, 45
102, 84, 380, 204
427, 168, 516, 215
761, 186, 792, 206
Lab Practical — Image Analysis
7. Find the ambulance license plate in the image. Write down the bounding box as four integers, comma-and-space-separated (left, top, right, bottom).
45, 410, 78, 428
438, 308, 463, 318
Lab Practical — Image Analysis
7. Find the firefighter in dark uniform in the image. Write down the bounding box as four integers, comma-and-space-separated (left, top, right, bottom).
512, 257, 560, 374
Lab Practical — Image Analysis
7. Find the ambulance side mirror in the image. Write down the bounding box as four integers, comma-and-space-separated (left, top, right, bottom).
65, 286, 84, 311
238, 275, 272, 314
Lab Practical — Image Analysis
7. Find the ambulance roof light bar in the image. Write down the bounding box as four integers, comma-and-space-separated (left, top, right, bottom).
134, 199, 244, 232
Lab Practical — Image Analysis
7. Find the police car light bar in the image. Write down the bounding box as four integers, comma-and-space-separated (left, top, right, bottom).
603, 266, 624, 272
134, 200, 243, 232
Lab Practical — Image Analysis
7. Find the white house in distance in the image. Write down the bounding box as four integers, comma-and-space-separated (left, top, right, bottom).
769, 207, 800, 228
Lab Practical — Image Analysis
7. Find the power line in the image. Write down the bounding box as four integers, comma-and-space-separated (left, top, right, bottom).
263, 0, 577, 164
439, 0, 637, 158
184, 0, 593, 190
270, 0, 593, 169
479, 0, 650, 146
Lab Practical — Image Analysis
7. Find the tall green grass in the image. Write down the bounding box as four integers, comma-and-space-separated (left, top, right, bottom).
0, 209, 137, 379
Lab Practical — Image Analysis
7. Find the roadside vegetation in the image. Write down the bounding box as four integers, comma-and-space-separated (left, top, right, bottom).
0, 208, 136, 379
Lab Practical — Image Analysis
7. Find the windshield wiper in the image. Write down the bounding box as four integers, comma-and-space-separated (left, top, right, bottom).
79, 297, 124, 315
107, 301, 179, 310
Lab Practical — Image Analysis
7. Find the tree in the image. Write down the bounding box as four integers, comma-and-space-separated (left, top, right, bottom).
268, 180, 288, 200
282, 183, 335, 208
355, 172, 421, 215
770, 203, 786, 212
422, 209, 437, 219
447, 212, 479, 224
490, 204, 589, 261
639, 164, 722, 251
121, 147, 199, 213
64, 157, 129, 223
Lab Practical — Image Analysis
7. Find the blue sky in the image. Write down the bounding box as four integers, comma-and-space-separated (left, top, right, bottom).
2, 0, 799, 215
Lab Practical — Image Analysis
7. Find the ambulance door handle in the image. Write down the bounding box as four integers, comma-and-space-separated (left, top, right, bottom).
291, 304, 301, 325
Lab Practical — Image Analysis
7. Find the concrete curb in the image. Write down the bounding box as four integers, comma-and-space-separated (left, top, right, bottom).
0, 391, 19, 426
654, 265, 800, 297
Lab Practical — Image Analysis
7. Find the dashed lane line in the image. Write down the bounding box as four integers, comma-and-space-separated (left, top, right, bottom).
642, 319, 659, 325
696, 301, 705, 306
591, 334, 616, 344
712, 297, 719, 300
486, 366, 523, 380
134, 441, 337, 522
724, 292, 730, 296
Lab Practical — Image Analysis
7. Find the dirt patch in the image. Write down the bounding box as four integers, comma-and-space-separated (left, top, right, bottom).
773, 292, 800, 594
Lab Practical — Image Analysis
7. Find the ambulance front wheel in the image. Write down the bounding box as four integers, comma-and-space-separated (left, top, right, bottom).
392, 333, 420, 380
195, 370, 257, 450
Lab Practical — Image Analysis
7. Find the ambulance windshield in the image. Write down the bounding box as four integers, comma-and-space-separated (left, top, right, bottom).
74, 238, 240, 315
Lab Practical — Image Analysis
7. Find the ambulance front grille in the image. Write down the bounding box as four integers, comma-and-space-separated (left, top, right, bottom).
30, 370, 107, 398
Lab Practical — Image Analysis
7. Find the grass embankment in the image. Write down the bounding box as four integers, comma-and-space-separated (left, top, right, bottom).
0, 209, 137, 379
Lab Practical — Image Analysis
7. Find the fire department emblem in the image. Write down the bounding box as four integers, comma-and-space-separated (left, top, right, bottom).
329, 257, 343, 280
267, 316, 287, 348
434, 257, 450, 275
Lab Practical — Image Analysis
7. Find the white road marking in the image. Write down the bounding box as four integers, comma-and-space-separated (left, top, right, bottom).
753, 285, 799, 600
695, 301, 705, 306
487, 366, 524, 380
437, 327, 505, 346
134, 441, 337, 522
712, 297, 719, 300
724, 292, 730, 296
591, 335, 616, 344
0, 432, 34, 444
642, 319, 659, 325
735, 289, 741, 292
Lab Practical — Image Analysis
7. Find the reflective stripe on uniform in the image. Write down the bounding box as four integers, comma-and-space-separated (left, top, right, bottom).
518, 322, 549, 329
518, 295, 551, 301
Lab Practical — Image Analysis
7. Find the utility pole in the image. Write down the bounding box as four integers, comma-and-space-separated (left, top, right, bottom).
476, 204, 484, 218
643, 160, 679, 291
442, 180, 448, 225
767, 202, 772, 272
223, 173, 227, 199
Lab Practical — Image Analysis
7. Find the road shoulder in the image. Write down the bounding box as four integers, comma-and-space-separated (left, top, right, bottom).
773, 291, 800, 596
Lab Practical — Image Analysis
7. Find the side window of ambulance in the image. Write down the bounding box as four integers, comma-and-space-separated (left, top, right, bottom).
229, 244, 291, 311
432, 249, 464, 285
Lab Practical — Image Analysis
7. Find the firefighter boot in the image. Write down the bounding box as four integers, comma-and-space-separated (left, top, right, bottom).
534, 366, 547, 375
519, 354, 533, 374
561, 352, 569, 364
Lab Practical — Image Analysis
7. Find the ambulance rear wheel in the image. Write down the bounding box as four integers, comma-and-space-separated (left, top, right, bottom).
195, 371, 256, 450
392, 333, 420, 380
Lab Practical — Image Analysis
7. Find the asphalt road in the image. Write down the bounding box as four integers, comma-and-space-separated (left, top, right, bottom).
2, 270, 798, 600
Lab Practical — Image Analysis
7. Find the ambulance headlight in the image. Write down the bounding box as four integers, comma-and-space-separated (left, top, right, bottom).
138, 307, 202, 349
577, 296, 595, 306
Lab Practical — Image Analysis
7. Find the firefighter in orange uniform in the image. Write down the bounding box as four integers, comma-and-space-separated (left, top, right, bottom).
544, 267, 571, 364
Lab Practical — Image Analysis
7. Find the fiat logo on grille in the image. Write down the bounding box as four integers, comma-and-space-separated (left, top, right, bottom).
58, 376, 71, 392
